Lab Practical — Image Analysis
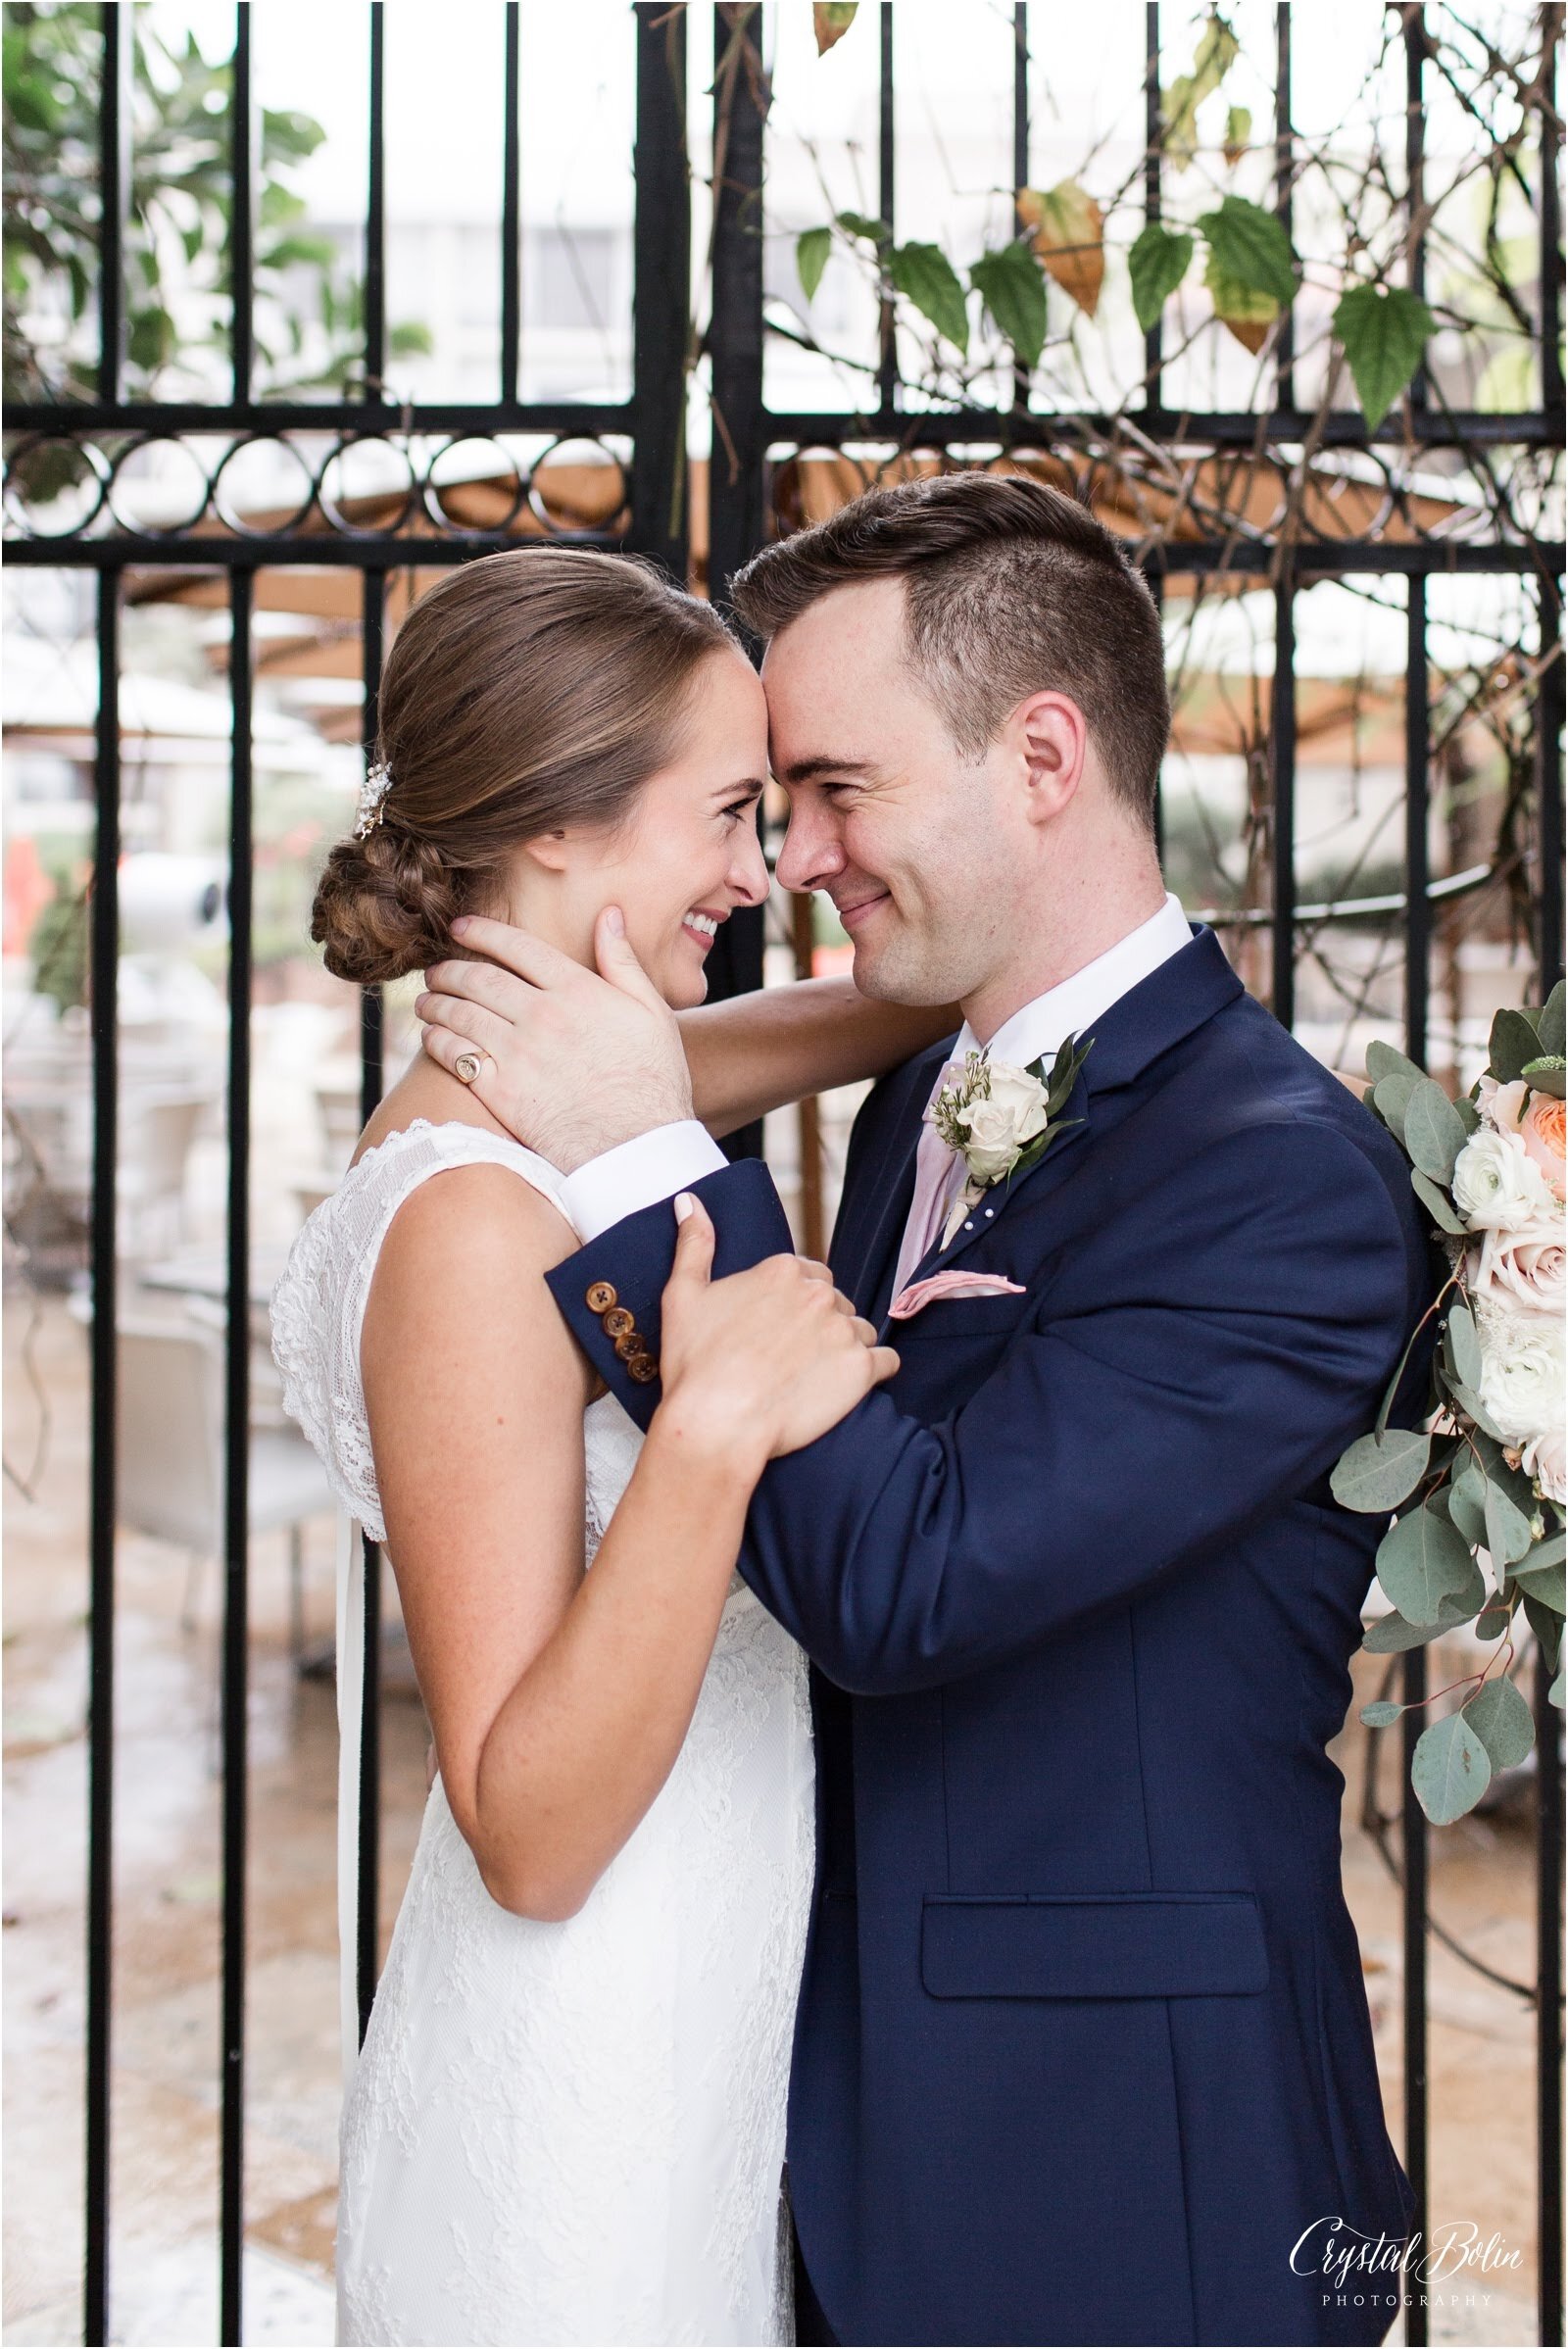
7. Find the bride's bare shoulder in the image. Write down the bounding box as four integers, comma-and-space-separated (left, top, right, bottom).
361, 1151, 590, 1422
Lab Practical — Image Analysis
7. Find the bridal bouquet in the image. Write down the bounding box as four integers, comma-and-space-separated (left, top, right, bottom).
1331, 986, 1565, 1824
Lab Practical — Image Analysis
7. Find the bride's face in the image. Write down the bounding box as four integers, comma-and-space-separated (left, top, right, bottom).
522, 649, 771, 1010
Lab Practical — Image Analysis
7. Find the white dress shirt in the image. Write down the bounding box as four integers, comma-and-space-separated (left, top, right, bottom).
559, 894, 1195, 1243
949, 890, 1193, 1069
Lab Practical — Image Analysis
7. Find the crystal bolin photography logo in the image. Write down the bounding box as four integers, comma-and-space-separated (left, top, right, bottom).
1293, 2215, 1524, 2315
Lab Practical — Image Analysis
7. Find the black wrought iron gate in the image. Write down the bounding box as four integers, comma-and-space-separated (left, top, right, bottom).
2, 5, 1562, 2344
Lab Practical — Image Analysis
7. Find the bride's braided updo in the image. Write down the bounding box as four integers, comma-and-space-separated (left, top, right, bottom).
311, 548, 736, 986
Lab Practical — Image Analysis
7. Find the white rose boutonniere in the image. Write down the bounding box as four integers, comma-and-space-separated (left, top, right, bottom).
929, 1033, 1093, 1245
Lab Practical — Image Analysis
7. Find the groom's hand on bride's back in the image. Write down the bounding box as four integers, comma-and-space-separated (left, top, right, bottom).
416, 907, 692, 1171
658, 1195, 899, 1472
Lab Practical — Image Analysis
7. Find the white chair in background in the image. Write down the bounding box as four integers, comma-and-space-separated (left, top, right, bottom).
115, 1316, 335, 1658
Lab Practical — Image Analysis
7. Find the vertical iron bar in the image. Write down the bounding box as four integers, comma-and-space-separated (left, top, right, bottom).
709, 4, 766, 617
220, 568, 254, 2348
230, 5, 256, 406
1270, 573, 1296, 1030
1400, 569, 1432, 2349
708, 4, 767, 1143
1541, 584, 1566, 1001
98, 2, 131, 405
1147, 564, 1165, 860
1405, 9, 1428, 415
500, 3, 521, 410
357, 569, 386, 2043
1011, 5, 1030, 415
1273, 5, 1295, 413
631, 1, 691, 580
1143, 3, 1162, 412
1539, 1639, 1564, 2349
365, 5, 387, 402
1542, 11, 1563, 423
1400, 1648, 1430, 2349
84, 571, 122, 2349
1404, 575, 1430, 1066
877, 2, 896, 417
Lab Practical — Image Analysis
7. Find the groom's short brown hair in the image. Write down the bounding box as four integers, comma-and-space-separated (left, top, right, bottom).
729, 472, 1169, 834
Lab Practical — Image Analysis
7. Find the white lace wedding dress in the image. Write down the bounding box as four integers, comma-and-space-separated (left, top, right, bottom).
270, 1119, 815, 2348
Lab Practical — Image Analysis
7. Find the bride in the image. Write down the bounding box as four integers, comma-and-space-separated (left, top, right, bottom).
270, 547, 948, 2347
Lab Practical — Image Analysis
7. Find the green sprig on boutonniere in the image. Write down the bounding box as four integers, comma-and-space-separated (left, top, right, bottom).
929, 1032, 1093, 1246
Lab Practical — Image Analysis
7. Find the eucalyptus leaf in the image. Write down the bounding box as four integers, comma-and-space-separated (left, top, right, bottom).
1374, 1500, 1480, 1627
1446, 1298, 1483, 1390
1538, 981, 1566, 1060
1366, 1040, 1425, 1088
1521, 1057, 1566, 1100
1483, 1479, 1535, 1568
1472, 1433, 1538, 1511
1453, 1095, 1482, 1135
1488, 1005, 1542, 1084
1523, 1593, 1563, 1670
1411, 1710, 1493, 1824
1512, 1558, 1566, 1614
1446, 1465, 1487, 1549
1331, 1427, 1431, 1513
1527, 1530, 1567, 1570
1552, 1664, 1564, 1708
1371, 1071, 1417, 1140
1461, 1675, 1535, 1771
1362, 1593, 1477, 1652
1474, 1601, 1512, 1641
1402, 1080, 1467, 1183
1412, 1170, 1467, 1235
1444, 1378, 1504, 1443
1359, 1699, 1403, 1729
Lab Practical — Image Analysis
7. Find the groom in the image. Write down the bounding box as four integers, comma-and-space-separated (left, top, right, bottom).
419, 476, 1432, 2346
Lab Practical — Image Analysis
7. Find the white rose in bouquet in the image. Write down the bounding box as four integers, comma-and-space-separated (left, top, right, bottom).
1451, 1127, 1554, 1231
1475, 1301, 1567, 1503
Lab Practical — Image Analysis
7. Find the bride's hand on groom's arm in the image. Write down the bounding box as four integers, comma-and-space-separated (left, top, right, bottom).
656, 1195, 899, 1471
416, 908, 693, 1170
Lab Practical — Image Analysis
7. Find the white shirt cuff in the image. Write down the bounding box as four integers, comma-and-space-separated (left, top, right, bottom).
560, 1120, 729, 1243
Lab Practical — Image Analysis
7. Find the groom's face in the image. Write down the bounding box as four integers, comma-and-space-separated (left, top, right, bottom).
762, 577, 1026, 1006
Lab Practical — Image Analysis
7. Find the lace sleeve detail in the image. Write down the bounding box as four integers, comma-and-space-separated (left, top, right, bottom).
269, 1119, 576, 1543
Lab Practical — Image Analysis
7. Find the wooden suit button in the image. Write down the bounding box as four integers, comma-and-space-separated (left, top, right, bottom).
613, 1332, 643, 1361
586, 1282, 617, 1314
627, 1354, 659, 1384
603, 1306, 635, 1339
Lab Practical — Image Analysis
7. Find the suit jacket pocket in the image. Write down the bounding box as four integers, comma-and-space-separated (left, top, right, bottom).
887, 1293, 1031, 1339
920, 1890, 1269, 1999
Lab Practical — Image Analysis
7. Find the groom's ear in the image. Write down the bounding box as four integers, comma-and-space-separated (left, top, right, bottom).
1013, 690, 1088, 826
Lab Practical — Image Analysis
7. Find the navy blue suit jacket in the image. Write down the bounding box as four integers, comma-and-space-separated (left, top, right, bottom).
547, 931, 1435, 2347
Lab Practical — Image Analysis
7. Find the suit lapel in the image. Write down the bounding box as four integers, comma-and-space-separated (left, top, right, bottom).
837, 1039, 953, 1323
876, 930, 1246, 1312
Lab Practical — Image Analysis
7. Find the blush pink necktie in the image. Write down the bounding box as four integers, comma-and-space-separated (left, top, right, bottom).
889, 1061, 966, 1303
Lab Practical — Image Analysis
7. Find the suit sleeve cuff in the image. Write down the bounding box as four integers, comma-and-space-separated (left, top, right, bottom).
559, 1120, 728, 1243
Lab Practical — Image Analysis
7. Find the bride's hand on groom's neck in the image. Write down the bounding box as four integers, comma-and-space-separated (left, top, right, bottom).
416, 908, 695, 1170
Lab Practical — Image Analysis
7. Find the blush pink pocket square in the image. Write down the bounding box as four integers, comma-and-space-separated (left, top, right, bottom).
887, 1271, 1027, 1321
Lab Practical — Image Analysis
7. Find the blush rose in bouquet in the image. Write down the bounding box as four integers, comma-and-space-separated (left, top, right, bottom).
1331, 985, 1565, 1823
